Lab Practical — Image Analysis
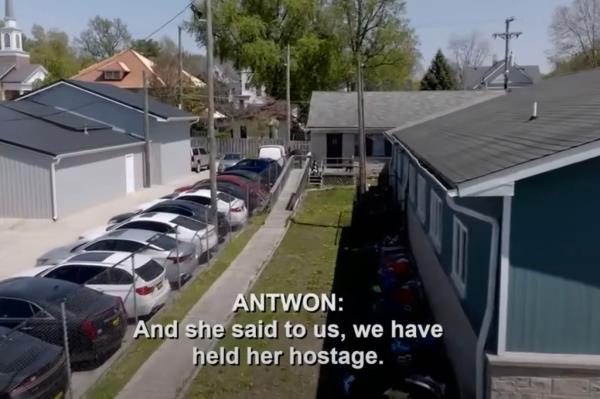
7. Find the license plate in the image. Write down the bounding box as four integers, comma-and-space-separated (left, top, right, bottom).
54, 392, 64, 399
156, 281, 163, 291
112, 317, 121, 327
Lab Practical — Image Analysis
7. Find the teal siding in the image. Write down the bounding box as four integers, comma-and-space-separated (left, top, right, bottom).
507, 156, 600, 354
403, 155, 502, 333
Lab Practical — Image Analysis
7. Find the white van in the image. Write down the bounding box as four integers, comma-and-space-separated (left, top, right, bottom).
258, 145, 286, 167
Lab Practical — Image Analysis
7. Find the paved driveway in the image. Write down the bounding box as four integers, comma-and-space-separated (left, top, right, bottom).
0, 172, 208, 280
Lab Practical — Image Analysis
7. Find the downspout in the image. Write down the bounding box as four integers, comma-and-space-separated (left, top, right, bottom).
50, 157, 62, 221
447, 193, 500, 399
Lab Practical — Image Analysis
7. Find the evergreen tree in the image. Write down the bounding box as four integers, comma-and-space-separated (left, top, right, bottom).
420, 50, 457, 90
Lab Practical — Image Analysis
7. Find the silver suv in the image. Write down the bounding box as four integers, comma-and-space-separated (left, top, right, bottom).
191, 147, 209, 172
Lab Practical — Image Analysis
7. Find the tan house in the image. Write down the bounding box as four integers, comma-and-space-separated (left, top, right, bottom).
72, 49, 204, 90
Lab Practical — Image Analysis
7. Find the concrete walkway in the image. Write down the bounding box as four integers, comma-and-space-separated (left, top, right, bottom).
116, 168, 305, 399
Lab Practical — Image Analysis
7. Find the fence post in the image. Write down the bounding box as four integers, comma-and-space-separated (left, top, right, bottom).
204, 215, 210, 264
175, 227, 182, 288
228, 200, 233, 241
61, 301, 74, 399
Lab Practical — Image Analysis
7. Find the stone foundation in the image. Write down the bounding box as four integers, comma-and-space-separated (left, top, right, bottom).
488, 354, 600, 399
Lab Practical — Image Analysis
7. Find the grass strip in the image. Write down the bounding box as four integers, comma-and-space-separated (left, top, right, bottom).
185, 188, 354, 399
85, 214, 267, 399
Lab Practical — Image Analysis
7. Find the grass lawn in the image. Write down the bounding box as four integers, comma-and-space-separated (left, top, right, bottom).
85, 215, 267, 399
185, 187, 355, 399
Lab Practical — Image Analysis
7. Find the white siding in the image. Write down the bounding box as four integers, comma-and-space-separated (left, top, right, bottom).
0, 143, 52, 218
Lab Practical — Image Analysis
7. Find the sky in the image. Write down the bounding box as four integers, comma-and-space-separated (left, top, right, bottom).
16, 0, 569, 74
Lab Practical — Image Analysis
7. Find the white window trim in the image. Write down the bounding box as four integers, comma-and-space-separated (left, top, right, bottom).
451, 217, 468, 298
417, 174, 426, 222
428, 191, 443, 253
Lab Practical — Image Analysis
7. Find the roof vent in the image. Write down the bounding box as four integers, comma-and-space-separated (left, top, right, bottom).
529, 101, 538, 121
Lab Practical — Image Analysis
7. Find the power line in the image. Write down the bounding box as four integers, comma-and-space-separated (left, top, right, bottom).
493, 17, 523, 91
140, 3, 193, 42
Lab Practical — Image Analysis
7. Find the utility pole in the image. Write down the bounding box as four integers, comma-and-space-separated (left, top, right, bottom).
356, 58, 367, 195
206, 0, 218, 230
493, 17, 522, 91
178, 25, 183, 110
143, 71, 152, 188
286, 45, 291, 144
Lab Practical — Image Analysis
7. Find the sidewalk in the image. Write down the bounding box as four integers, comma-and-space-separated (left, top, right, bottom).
0, 172, 206, 279
116, 169, 305, 399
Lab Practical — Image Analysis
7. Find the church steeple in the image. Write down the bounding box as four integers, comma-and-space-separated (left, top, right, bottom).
1, 0, 23, 52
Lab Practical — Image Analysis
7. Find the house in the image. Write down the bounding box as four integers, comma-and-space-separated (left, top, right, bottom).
0, 101, 144, 219
387, 69, 600, 399
230, 100, 297, 140
71, 49, 204, 91
463, 57, 541, 91
18, 79, 199, 186
0, 0, 48, 100
306, 91, 501, 162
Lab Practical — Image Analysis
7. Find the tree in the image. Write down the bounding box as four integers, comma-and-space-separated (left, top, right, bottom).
549, 0, 600, 71
26, 25, 83, 83
420, 50, 457, 90
131, 39, 161, 58
448, 31, 490, 85
332, 0, 419, 90
77, 16, 132, 59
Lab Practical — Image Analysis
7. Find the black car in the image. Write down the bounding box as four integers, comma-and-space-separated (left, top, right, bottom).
0, 327, 68, 399
107, 211, 137, 226
225, 158, 282, 185
0, 277, 127, 364
144, 199, 231, 240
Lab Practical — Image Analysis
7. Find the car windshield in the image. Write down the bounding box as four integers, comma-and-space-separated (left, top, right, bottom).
224, 154, 242, 160
172, 216, 207, 231
149, 235, 178, 251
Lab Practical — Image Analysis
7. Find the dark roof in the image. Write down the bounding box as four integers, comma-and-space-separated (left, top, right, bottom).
392, 68, 600, 187
0, 62, 14, 79
306, 91, 502, 131
63, 80, 197, 120
0, 101, 142, 156
1, 64, 45, 83
463, 61, 542, 90
0, 277, 82, 304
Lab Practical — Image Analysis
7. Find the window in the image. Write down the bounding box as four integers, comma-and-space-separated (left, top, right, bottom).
84, 240, 114, 252
136, 260, 164, 282
240, 125, 248, 139
15, 34, 20, 49
0, 298, 34, 319
149, 235, 177, 251
451, 218, 469, 298
417, 175, 427, 222
217, 192, 236, 203
90, 268, 133, 285
103, 70, 124, 81
408, 164, 416, 203
429, 191, 443, 252
113, 240, 146, 253
120, 221, 174, 234
172, 216, 206, 231
150, 206, 193, 218
4, 33, 10, 49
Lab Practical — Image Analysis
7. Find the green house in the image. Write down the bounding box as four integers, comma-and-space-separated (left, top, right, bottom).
387, 69, 600, 399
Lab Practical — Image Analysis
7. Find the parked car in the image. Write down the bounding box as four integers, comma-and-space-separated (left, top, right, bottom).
17, 252, 170, 318
0, 327, 68, 399
186, 176, 268, 212
80, 212, 218, 256
175, 190, 248, 228
225, 158, 282, 186
191, 147, 209, 172
258, 145, 286, 167
219, 169, 268, 187
36, 229, 197, 285
0, 277, 127, 364
218, 152, 243, 173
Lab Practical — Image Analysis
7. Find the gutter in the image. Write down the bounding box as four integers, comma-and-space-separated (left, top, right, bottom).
385, 130, 501, 399
49, 141, 145, 221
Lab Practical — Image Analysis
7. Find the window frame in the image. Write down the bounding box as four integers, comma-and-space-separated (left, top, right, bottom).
408, 164, 416, 203
428, 191, 443, 253
451, 217, 469, 298
416, 174, 427, 222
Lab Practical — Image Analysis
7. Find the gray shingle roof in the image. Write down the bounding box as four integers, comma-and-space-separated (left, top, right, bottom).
463, 61, 541, 90
306, 91, 502, 131
0, 62, 15, 79
64, 80, 197, 120
0, 101, 142, 156
1, 64, 44, 83
392, 69, 600, 187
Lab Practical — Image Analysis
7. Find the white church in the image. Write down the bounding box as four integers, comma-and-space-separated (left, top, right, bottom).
0, 0, 47, 100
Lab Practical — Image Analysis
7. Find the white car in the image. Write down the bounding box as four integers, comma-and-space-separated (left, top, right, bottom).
80, 212, 218, 255
259, 145, 286, 167
175, 189, 248, 228
16, 252, 170, 318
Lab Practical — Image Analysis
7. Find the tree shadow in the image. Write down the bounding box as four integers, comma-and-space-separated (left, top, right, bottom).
315, 185, 458, 399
